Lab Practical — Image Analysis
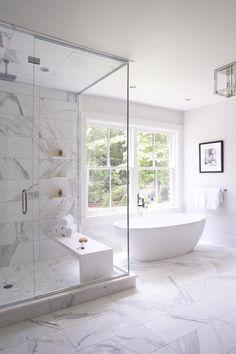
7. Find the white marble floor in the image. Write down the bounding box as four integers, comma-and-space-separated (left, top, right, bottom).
0, 255, 81, 306
2, 242, 236, 353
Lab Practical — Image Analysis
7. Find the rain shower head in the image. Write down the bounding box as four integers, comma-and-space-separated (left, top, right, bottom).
0, 59, 17, 82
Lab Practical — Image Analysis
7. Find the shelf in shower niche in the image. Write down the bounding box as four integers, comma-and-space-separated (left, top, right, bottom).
50, 196, 66, 199
50, 156, 68, 160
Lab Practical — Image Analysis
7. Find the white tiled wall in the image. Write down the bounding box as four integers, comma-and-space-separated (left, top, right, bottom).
0, 81, 79, 267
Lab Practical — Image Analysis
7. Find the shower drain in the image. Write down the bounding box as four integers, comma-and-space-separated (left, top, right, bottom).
3, 284, 13, 289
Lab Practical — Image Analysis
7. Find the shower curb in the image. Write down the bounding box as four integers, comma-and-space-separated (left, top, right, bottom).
0, 273, 136, 328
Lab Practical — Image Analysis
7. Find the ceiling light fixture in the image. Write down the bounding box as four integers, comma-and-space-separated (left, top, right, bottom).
214, 61, 236, 98
185, 98, 191, 101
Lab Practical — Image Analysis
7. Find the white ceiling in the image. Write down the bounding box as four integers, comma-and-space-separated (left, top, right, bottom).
0, 25, 124, 93
0, 0, 236, 110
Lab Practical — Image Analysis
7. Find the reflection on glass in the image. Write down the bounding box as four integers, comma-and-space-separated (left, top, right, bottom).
157, 170, 170, 203
110, 129, 127, 167
155, 133, 170, 167
138, 170, 155, 202
88, 170, 109, 208
111, 170, 127, 207
137, 133, 153, 167
87, 127, 107, 166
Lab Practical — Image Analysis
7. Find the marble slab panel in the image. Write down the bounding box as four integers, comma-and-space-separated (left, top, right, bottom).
0, 158, 32, 180
39, 118, 77, 140
0, 113, 33, 137
39, 159, 76, 179
0, 180, 38, 202
39, 139, 77, 159
0, 137, 32, 158
0, 92, 37, 117
39, 197, 77, 221
0, 221, 35, 266
39, 178, 77, 200
0, 200, 35, 223
39, 97, 77, 120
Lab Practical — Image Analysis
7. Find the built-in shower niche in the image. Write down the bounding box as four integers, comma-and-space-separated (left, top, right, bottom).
0, 21, 130, 310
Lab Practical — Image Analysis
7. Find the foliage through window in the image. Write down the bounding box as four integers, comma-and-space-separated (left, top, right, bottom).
87, 126, 127, 209
137, 132, 171, 204
87, 124, 174, 211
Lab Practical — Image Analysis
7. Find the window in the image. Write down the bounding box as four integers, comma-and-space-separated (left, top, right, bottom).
87, 126, 127, 209
137, 131, 172, 205
86, 123, 176, 213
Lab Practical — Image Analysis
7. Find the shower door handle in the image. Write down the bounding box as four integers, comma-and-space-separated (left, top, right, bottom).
22, 189, 27, 215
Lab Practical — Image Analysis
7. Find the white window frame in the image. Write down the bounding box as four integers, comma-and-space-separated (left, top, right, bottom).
80, 112, 182, 217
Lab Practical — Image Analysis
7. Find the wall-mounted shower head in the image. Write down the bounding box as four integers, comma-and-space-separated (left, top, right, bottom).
0, 59, 17, 82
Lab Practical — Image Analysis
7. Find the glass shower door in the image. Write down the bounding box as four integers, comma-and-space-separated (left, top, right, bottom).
0, 23, 36, 307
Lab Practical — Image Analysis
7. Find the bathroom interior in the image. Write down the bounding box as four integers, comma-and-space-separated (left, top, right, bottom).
1, 1, 236, 353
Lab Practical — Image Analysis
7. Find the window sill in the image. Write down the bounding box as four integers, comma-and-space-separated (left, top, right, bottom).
87, 203, 178, 218
87, 207, 127, 218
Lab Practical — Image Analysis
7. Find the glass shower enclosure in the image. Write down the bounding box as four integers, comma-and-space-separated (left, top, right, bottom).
0, 21, 129, 308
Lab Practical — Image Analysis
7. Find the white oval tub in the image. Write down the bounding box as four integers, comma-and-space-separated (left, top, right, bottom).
114, 213, 206, 261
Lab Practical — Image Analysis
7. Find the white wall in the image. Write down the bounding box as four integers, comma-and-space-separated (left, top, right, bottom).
184, 98, 236, 238
81, 94, 183, 125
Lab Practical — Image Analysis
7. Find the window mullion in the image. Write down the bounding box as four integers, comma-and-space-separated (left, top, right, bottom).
107, 128, 112, 208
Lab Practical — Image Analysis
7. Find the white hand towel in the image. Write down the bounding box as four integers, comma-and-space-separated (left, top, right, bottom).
57, 214, 74, 228
207, 188, 223, 210
195, 188, 207, 209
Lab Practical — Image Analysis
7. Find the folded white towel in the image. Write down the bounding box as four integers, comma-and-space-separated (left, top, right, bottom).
51, 225, 64, 236
207, 188, 223, 210
57, 214, 74, 228
195, 188, 207, 209
61, 227, 72, 237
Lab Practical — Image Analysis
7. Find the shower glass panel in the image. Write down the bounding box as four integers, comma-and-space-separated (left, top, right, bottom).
80, 64, 130, 275
0, 20, 129, 308
33, 36, 129, 293
0, 23, 36, 306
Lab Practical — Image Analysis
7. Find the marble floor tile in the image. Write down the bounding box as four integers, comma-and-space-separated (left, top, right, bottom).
2, 244, 236, 354
77, 325, 166, 354
0, 314, 60, 351
0, 332, 77, 354
117, 287, 195, 323
145, 304, 212, 344
153, 346, 178, 354
51, 296, 118, 329
170, 315, 236, 354
196, 289, 236, 318
63, 308, 140, 350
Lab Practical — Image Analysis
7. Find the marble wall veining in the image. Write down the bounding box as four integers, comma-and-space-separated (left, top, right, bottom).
0, 80, 79, 268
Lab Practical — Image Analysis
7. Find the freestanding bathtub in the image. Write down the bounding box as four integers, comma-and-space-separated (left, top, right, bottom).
114, 213, 206, 261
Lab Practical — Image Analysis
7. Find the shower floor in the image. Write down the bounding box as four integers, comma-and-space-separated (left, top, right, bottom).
0, 255, 124, 307
0, 255, 81, 306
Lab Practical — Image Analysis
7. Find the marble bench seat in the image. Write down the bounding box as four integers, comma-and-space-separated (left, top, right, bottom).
50, 232, 114, 283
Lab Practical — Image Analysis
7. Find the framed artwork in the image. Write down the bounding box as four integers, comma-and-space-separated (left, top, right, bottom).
199, 140, 224, 173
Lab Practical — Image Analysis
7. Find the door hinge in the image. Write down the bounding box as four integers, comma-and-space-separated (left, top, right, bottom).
28, 56, 40, 65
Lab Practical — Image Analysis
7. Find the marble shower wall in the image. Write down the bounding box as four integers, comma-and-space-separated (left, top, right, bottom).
0, 80, 79, 266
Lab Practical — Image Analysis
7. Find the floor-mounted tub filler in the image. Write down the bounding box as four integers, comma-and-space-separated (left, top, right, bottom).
114, 213, 206, 261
